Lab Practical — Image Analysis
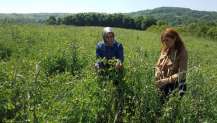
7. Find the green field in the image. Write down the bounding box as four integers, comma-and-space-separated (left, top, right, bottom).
0, 24, 217, 122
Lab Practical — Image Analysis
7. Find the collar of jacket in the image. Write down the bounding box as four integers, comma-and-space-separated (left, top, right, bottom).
104, 40, 116, 46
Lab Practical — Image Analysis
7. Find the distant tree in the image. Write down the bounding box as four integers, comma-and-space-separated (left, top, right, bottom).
207, 27, 217, 39
122, 16, 135, 28
134, 16, 144, 29
57, 17, 63, 25
47, 16, 57, 25
157, 20, 168, 26
51, 13, 157, 30
141, 16, 157, 30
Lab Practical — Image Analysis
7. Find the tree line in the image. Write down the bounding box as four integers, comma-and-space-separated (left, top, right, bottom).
46, 13, 157, 30
184, 22, 217, 40
148, 21, 217, 41
46, 12, 217, 40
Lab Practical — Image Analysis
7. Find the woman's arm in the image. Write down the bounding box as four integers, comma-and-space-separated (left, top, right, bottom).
155, 53, 164, 80
160, 49, 188, 84
170, 49, 188, 83
117, 43, 124, 63
156, 49, 188, 89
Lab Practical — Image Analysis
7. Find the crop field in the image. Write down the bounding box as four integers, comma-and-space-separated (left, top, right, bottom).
0, 24, 217, 122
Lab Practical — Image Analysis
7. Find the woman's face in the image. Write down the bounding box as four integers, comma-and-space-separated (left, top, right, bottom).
163, 36, 176, 49
105, 32, 114, 46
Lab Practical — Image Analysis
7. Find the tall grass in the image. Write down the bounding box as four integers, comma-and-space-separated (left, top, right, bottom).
0, 24, 217, 122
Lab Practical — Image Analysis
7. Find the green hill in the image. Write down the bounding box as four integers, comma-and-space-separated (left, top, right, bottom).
1, 7, 217, 25
0, 13, 71, 23
128, 7, 217, 25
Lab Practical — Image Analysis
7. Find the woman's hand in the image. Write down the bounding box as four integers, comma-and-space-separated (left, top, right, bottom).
156, 78, 170, 88
115, 62, 123, 70
115, 59, 123, 70
155, 71, 161, 80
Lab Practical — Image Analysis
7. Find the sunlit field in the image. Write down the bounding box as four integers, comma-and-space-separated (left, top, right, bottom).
0, 24, 217, 122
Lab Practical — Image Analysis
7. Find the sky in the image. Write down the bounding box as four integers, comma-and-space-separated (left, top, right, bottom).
0, 0, 217, 13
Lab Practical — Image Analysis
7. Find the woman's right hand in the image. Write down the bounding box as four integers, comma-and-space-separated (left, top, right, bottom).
115, 62, 123, 70
155, 78, 169, 88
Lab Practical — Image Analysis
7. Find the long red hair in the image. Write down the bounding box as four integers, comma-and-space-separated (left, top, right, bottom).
160, 28, 185, 55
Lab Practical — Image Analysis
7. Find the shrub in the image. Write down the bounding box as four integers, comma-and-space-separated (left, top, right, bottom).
42, 53, 68, 76
0, 44, 12, 61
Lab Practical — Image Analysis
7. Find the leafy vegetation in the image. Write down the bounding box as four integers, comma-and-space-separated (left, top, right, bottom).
47, 13, 157, 30
0, 24, 217, 122
0, 43, 12, 61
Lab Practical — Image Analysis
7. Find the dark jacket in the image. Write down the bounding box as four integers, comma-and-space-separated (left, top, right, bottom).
96, 40, 124, 63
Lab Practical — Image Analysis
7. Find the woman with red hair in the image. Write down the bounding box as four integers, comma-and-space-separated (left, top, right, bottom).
155, 28, 188, 100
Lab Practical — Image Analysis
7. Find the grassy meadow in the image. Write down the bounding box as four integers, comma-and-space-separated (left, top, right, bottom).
0, 24, 217, 122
